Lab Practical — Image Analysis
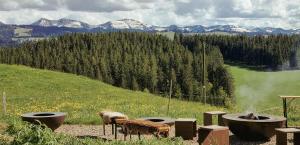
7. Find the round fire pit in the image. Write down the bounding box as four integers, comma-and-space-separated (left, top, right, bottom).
140, 117, 175, 126
21, 112, 66, 131
222, 113, 286, 141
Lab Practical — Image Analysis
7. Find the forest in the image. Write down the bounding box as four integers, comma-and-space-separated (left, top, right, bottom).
0, 32, 233, 106
1, 32, 299, 106
176, 34, 300, 69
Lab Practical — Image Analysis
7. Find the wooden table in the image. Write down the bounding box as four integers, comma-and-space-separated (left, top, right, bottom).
280, 96, 300, 127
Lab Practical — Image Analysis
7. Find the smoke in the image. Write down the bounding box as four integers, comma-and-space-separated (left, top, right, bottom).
281, 46, 300, 70
236, 73, 276, 114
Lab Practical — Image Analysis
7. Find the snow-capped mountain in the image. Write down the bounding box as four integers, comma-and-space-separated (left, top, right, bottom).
154, 24, 254, 33
32, 18, 90, 28
0, 21, 5, 25
294, 29, 300, 34
157, 25, 206, 33
28, 18, 300, 34
250, 27, 294, 34
98, 19, 153, 31
2, 18, 300, 47
205, 25, 251, 33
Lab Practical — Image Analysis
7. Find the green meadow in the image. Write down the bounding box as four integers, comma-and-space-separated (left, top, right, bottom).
0, 64, 299, 126
0, 64, 223, 125
229, 65, 300, 111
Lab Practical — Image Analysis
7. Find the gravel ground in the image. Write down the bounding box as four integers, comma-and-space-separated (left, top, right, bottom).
55, 124, 294, 145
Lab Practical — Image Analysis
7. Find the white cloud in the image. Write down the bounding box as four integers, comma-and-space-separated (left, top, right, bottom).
0, 0, 299, 29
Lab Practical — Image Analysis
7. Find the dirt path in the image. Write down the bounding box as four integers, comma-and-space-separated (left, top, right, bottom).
55, 124, 293, 145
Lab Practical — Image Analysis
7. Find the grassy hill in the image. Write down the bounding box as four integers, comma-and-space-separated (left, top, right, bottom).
0, 64, 223, 124
0, 64, 299, 126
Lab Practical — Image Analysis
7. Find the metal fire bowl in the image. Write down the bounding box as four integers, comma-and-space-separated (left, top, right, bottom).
139, 117, 175, 126
222, 113, 286, 141
21, 112, 67, 131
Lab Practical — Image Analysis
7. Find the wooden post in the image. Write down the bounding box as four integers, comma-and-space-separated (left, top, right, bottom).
282, 98, 287, 127
167, 79, 172, 116
2, 92, 6, 114
203, 43, 206, 104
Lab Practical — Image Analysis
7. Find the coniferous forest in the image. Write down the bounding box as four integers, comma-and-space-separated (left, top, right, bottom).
178, 34, 300, 69
0, 32, 234, 105
0, 32, 299, 106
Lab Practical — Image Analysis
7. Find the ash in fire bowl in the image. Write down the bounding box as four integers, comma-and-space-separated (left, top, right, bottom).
239, 113, 270, 120
223, 113, 286, 141
21, 112, 67, 131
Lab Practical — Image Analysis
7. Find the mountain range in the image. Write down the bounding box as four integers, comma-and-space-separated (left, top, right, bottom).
29, 18, 300, 34
0, 18, 300, 47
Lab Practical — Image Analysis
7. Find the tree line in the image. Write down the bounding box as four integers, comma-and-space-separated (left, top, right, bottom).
177, 34, 300, 69
0, 32, 234, 106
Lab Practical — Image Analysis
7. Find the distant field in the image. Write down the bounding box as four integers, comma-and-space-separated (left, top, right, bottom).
0, 64, 223, 125
14, 27, 32, 37
229, 65, 300, 126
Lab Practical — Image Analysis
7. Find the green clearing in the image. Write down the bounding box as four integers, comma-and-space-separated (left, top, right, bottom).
229, 65, 300, 126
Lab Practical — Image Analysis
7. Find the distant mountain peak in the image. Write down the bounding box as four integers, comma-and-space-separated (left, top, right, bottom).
32, 18, 52, 27
0, 21, 5, 25
99, 18, 152, 31
32, 18, 90, 28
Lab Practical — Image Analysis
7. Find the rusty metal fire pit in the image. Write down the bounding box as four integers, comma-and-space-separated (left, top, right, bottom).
140, 117, 175, 126
21, 112, 66, 131
222, 113, 286, 141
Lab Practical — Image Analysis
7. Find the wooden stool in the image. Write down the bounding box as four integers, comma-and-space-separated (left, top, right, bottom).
276, 128, 300, 145
175, 118, 197, 140
203, 111, 226, 126
198, 125, 229, 145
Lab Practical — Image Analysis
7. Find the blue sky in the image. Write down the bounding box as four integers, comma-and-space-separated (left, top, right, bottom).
0, 0, 300, 29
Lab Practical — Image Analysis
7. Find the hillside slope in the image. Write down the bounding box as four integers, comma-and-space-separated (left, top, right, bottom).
0, 64, 299, 126
0, 64, 222, 124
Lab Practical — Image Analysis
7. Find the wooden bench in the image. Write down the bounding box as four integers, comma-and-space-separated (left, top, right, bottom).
276, 128, 300, 145
123, 119, 170, 140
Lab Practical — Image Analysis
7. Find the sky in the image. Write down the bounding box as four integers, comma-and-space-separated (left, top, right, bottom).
0, 0, 300, 29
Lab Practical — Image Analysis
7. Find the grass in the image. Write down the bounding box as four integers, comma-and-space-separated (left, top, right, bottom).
0, 119, 184, 145
229, 65, 300, 126
0, 64, 298, 124
0, 64, 223, 125
0, 64, 299, 144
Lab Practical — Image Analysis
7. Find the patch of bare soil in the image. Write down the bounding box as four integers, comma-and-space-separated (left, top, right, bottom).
55, 125, 294, 145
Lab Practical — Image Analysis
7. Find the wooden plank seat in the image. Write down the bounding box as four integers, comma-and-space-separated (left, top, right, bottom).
99, 111, 128, 136
123, 119, 170, 140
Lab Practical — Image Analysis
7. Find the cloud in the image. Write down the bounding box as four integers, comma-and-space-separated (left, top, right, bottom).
0, 0, 147, 12
0, 0, 300, 29
0, 0, 61, 11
